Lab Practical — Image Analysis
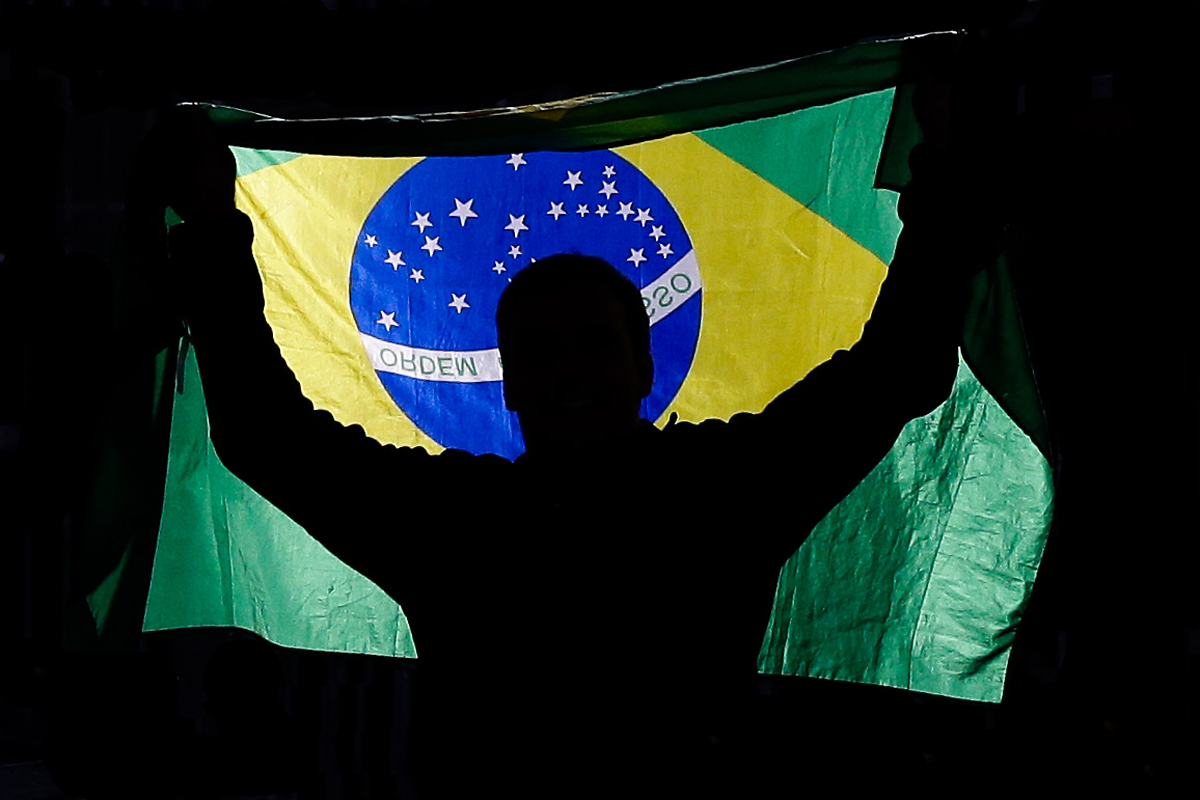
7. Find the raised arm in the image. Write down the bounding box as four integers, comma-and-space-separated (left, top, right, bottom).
757, 143, 966, 495
663, 140, 974, 567
162, 111, 505, 599
171, 209, 392, 498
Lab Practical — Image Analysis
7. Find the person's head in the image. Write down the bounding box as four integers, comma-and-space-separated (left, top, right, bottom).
496, 254, 653, 454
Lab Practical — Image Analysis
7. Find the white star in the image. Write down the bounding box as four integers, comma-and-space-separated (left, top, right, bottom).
627, 248, 647, 267
598, 180, 618, 199
634, 207, 654, 227
409, 268, 424, 283
657, 242, 674, 259
576, 204, 590, 217
564, 171, 583, 190
421, 236, 442, 256
595, 204, 609, 217
616, 202, 635, 220
448, 293, 470, 313
508, 245, 522, 259
384, 249, 406, 269
547, 201, 566, 220
412, 212, 433, 233
505, 214, 528, 237
449, 198, 478, 226
506, 153, 527, 170
602, 165, 616, 178
376, 311, 399, 331
364, 234, 378, 247
493, 261, 507, 274
649, 225, 666, 241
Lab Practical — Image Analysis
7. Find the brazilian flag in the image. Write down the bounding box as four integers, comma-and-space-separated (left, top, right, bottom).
136, 32, 1052, 702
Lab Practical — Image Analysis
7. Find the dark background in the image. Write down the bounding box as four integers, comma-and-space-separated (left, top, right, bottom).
1, 0, 1197, 797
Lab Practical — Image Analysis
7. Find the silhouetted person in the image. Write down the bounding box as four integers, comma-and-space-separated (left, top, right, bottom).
166, 111, 963, 798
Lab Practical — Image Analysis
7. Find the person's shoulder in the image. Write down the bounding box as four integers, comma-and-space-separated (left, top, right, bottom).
302, 417, 514, 491
655, 410, 753, 438
651, 412, 747, 461
355, 431, 513, 467
436, 446, 514, 471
